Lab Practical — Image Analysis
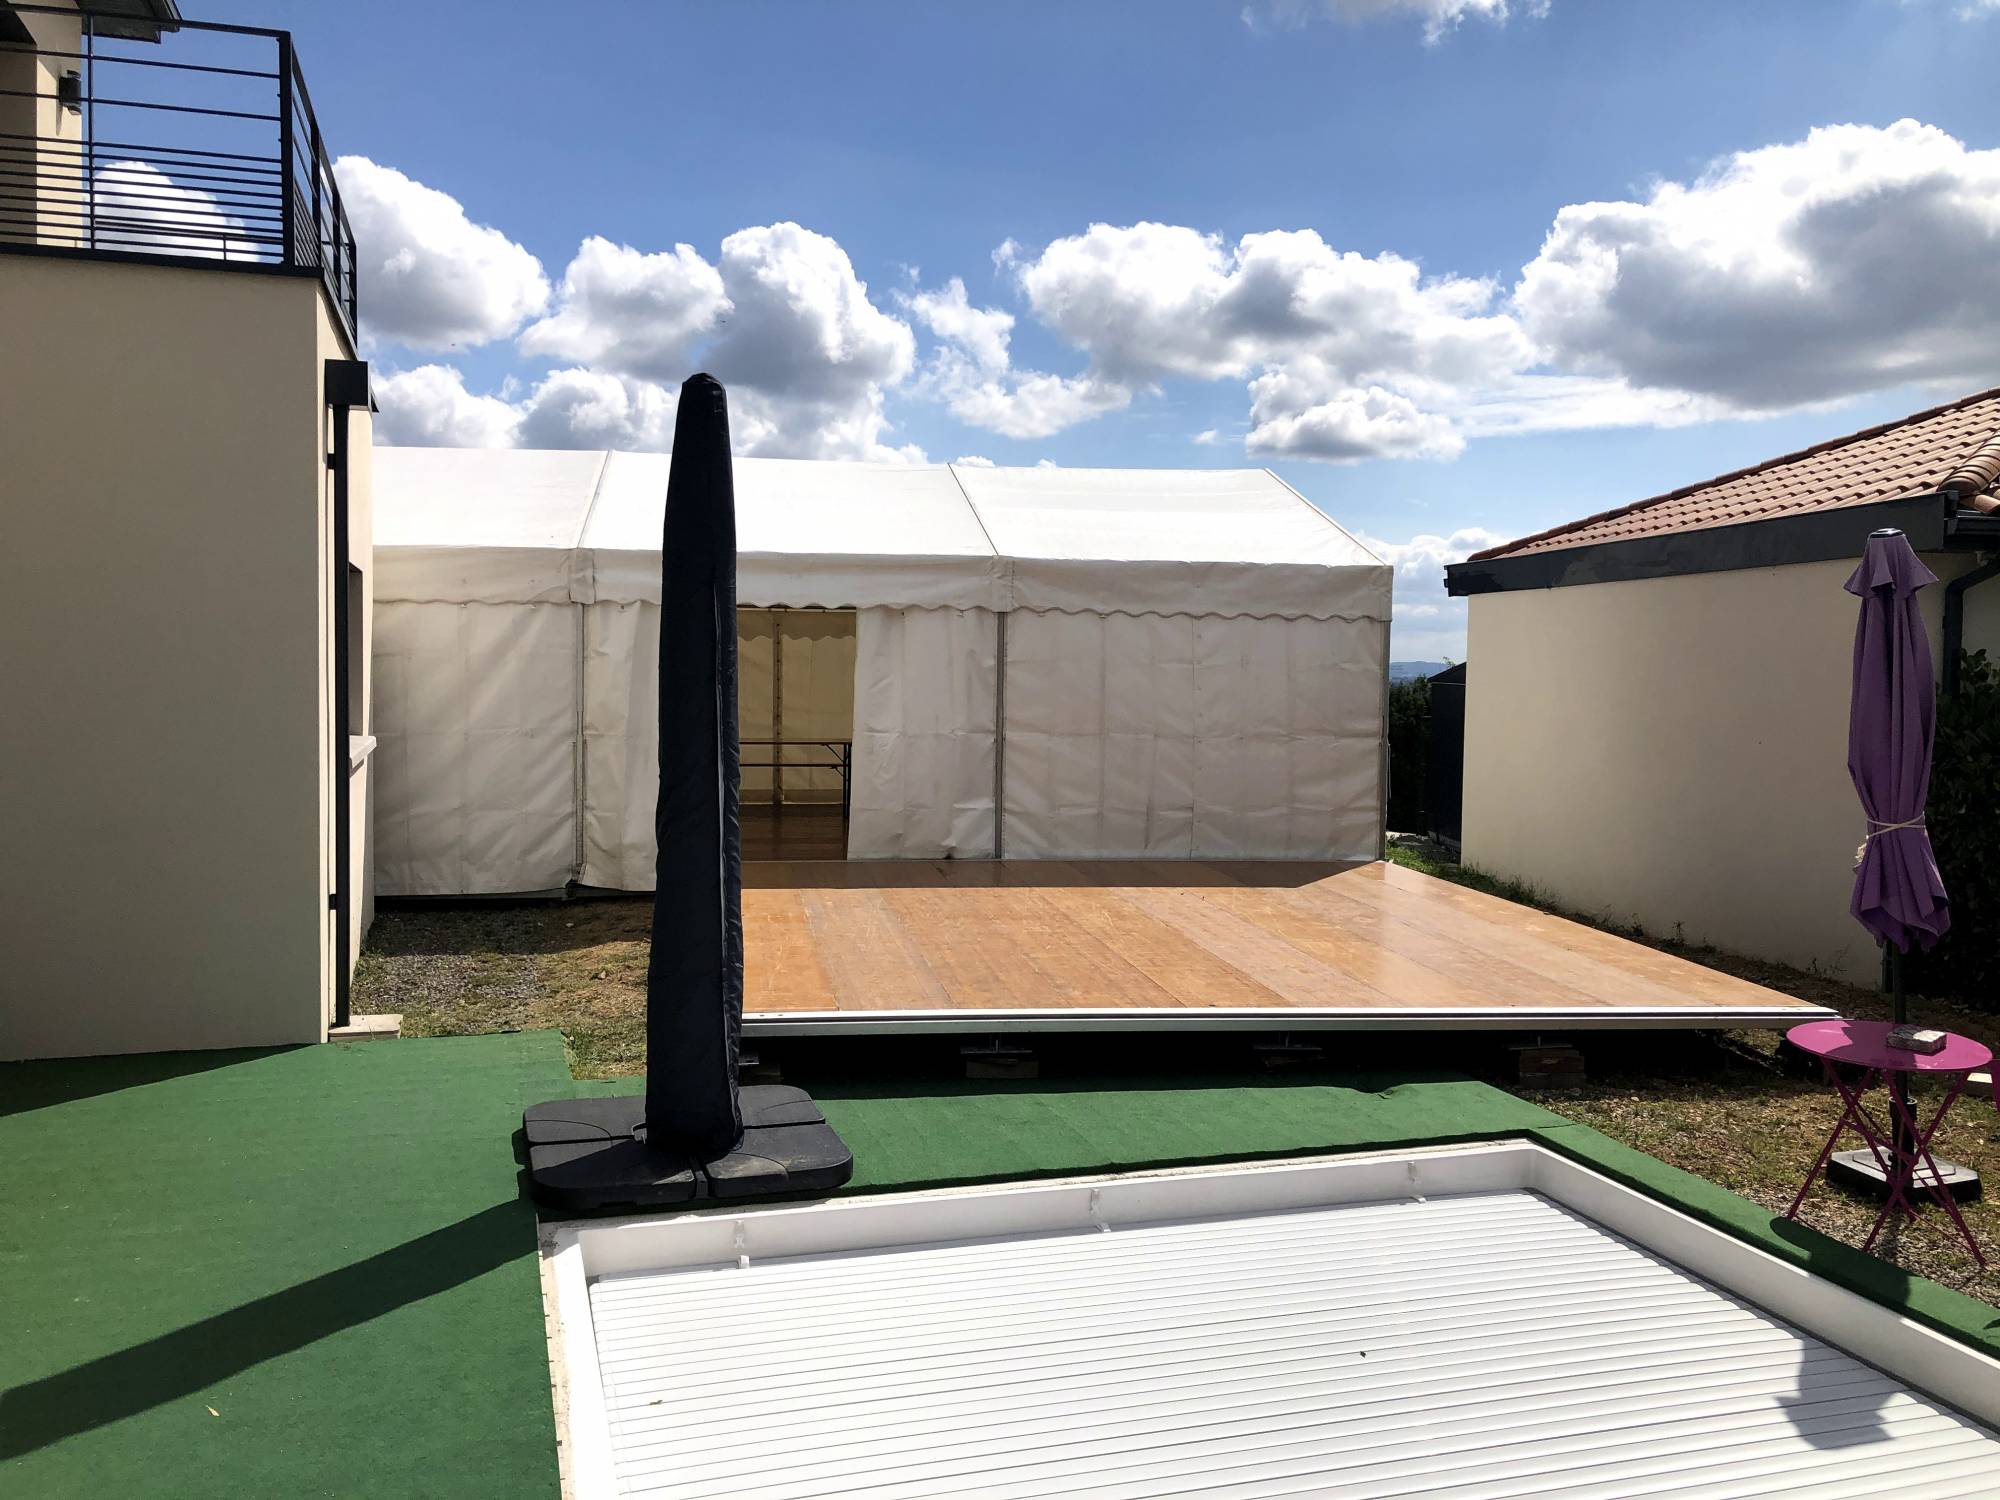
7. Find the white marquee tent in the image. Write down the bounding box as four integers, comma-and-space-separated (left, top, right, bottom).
370, 449, 1392, 895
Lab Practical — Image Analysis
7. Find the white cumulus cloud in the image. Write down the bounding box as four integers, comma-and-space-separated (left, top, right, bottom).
905, 275, 1132, 440
1515, 119, 2000, 411
1245, 0, 1543, 43
373, 364, 522, 447
508, 222, 918, 461
1361, 526, 1507, 660
518, 237, 727, 379
91, 160, 251, 258
335, 156, 549, 351
513, 367, 678, 451
948, 120, 2000, 462
1003, 223, 1535, 460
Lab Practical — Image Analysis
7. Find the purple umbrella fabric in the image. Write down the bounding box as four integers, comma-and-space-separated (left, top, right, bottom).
1844, 530, 1950, 954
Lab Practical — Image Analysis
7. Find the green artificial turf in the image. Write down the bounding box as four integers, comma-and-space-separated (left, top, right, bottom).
6, 1029, 1996, 1500
1530, 1122, 2000, 1362
0, 1033, 572, 1500
575, 1070, 1574, 1193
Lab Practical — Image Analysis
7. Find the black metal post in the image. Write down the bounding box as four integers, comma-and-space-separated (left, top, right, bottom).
324, 359, 369, 1032
328, 397, 350, 1029
1942, 556, 2000, 699
309, 112, 322, 269
82, 12, 92, 251
275, 34, 292, 267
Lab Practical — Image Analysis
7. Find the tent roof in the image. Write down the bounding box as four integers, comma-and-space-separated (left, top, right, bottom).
582, 453, 1007, 611
952, 464, 1382, 617
373, 447, 1388, 620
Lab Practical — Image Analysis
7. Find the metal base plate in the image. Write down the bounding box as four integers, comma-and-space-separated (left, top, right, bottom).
1826, 1148, 1982, 1202
523, 1084, 854, 1212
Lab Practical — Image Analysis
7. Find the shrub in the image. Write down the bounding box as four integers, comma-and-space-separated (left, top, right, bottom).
1915, 648, 1999, 1007
1386, 674, 1430, 834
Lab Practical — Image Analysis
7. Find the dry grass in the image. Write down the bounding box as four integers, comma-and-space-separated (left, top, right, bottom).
357, 869, 2000, 1305
354, 897, 655, 1078
1389, 839, 2000, 1303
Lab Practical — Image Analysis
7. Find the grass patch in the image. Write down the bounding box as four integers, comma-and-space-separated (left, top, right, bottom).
353, 898, 653, 1078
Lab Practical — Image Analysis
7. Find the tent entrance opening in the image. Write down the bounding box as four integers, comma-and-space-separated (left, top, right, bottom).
739, 607, 856, 861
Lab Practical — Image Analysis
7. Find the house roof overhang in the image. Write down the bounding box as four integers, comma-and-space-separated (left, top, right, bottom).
1445, 491, 1955, 597
0, 1, 181, 44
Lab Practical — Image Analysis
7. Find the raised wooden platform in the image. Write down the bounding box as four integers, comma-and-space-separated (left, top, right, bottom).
741, 859, 1830, 1034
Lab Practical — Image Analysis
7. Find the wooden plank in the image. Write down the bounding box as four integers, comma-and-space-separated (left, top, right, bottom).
1107, 883, 1395, 1009
1021, 867, 1288, 1009
1245, 883, 1555, 1008
741, 886, 838, 1012
793, 888, 952, 1011
737, 858, 1815, 1019
1251, 876, 1614, 1008
1117, 862, 1514, 1008
1352, 862, 1813, 1009
1302, 870, 1677, 1007
876, 883, 1111, 1009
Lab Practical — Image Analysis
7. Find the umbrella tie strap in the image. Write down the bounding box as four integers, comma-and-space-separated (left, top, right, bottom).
1854, 817, 1925, 866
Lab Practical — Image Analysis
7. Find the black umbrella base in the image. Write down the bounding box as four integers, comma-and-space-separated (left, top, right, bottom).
1827, 1148, 1981, 1202
522, 1085, 854, 1213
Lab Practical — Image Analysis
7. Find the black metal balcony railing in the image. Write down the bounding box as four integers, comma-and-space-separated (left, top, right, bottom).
0, 5, 355, 338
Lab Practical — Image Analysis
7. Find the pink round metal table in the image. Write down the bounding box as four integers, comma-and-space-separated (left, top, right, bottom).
1785, 1018, 1992, 1267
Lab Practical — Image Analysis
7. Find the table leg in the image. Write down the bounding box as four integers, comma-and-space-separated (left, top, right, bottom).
1886, 1075, 1987, 1269
1788, 1064, 1889, 1221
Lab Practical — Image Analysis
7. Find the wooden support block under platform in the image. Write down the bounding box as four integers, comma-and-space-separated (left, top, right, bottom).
738, 859, 1833, 1036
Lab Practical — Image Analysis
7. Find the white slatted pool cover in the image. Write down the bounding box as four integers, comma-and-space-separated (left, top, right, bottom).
585, 1191, 2000, 1498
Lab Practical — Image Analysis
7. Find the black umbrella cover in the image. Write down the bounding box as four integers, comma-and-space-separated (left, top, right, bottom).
643, 373, 745, 1159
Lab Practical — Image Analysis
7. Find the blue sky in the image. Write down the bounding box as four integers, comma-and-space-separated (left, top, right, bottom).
200, 0, 2000, 656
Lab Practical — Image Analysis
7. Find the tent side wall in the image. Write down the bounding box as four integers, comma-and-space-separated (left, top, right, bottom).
1001, 609, 1387, 860
368, 451, 600, 897
848, 607, 1000, 859
372, 600, 581, 895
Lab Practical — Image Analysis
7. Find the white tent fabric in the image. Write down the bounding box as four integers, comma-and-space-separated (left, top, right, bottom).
372, 446, 604, 606
1002, 611, 1385, 859
582, 452, 1005, 610
371, 448, 1391, 893
372, 600, 581, 894
850, 607, 999, 859
955, 465, 1383, 620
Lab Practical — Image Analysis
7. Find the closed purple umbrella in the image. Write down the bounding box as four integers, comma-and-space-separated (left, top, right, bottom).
1845, 528, 1950, 970
1831, 528, 1967, 1199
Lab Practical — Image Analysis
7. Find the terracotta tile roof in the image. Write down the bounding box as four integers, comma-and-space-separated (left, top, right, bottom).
1471, 387, 2000, 562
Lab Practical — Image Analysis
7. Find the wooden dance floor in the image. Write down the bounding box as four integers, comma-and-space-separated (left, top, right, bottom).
740, 859, 1828, 1034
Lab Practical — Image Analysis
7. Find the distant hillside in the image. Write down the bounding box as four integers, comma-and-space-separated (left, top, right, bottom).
1389, 661, 1451, 682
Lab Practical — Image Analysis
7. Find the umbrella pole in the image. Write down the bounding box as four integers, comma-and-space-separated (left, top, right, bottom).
1889, 944, 1909, 1169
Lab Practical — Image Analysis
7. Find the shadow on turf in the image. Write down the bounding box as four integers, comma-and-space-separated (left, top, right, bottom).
0, 1047, 301, 1120
0, 1201, 531, 1459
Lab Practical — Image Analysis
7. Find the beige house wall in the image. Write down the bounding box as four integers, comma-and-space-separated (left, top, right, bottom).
0, 1, 83, 247
0, 254, 366, 1059
1461, 553, 1977, 988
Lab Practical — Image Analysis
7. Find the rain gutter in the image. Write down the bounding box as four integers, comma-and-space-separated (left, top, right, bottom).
1941, 550, 2000, 700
